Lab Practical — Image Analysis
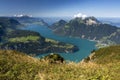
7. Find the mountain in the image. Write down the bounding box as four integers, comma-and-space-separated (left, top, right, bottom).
0, 17, 21, 41
99, 29, 120, 44
12, 15, 48, 26
0, 17, 78, 55
50, 20, 67, 30
98, 17, 120, 27
0, 45, 120, 80
50, 16, 120, 45
0, 17, 21, 29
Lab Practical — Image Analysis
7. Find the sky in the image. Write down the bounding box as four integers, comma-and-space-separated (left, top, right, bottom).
0, 0, 120, 17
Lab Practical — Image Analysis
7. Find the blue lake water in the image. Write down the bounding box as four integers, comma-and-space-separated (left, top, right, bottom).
22, 25, 96, 62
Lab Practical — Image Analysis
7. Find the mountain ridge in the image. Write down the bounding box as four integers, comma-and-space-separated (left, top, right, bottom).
50, 16, 120, 47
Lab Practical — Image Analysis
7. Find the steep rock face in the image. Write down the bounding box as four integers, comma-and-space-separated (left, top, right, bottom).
108, 29, 120, 44
50, 17, 120, 44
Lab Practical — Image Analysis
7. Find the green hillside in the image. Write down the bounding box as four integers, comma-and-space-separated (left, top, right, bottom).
86, 45, 120, 64
0, 45, 120, 80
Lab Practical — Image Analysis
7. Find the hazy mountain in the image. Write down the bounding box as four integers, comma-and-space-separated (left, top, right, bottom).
12, 15, 48, 26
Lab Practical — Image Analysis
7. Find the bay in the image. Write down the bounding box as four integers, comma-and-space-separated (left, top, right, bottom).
22, 25, 96, 62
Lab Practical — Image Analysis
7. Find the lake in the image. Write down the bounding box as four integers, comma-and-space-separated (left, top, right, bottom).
22, 25, 96, 62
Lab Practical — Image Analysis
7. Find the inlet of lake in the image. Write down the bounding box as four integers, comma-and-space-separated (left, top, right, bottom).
22, 25, 96, 62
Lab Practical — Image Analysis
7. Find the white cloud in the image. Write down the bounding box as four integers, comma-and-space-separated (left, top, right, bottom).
14, 14, 32, 17
74, 13, 82, 18
74, 13, 87, 19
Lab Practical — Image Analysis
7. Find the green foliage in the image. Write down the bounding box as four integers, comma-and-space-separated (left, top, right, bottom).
84, 56, 90, 63
6, 30, 41, 38
9, 36, 40, 42
43, 53, 64, 63
0, 49, 120, 80
90, 45, 120, 64
45, 38, 74, 49
45, 38, 59, 44
0, 50, 41, 80
64, 25, 70, 29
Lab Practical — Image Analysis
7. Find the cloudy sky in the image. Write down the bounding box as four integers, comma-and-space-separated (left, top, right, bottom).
0, 0, 120, 17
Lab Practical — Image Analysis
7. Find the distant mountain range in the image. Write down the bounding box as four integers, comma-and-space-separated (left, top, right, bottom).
98, 18, 120, 27
50, 16, 120, 46
11, 15, 48, 26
